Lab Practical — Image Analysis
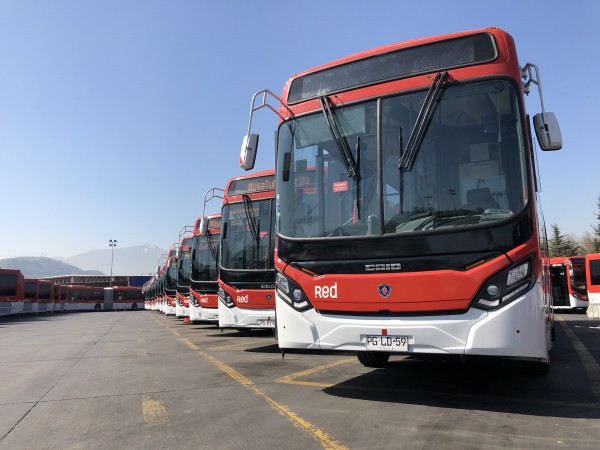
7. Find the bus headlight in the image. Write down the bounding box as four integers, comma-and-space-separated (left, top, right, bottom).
275, 272, 289, 294
473, 258, 533, 310
276, 271, 312, 312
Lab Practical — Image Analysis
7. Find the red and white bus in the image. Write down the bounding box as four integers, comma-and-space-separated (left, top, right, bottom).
241, 27, 562, 372
65, 285, 104, 311
176, 233, 193, 318
189, 214, 222, 322
111, 286, 145, 311
586, 253, 600, 318
0, 268, 24, 316
37, 280, 54, 313
54, 284, 67, 312
549, 256, 588, 311
218, 170, 276, 330
163, 246, 179, 315
23, 278, 40, 313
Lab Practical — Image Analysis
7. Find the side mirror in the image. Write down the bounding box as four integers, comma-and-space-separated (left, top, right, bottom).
240, 134, 259, 170
533, 112, 562, 151
199, 218, 208, 236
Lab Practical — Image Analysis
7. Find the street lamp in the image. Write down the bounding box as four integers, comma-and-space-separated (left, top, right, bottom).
109, 239, 117, 288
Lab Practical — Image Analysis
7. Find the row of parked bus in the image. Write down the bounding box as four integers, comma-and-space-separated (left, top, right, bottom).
143, 169, 277, 332
549, 255, 600, 315
144, 27, 581, 372
0, 270, 144, 317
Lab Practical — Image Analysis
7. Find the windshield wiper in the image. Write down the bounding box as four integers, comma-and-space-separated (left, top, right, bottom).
242, 194, 259, 242
206, 230, 217, 262
318, 96, 360, 180
398, 71, 448, 172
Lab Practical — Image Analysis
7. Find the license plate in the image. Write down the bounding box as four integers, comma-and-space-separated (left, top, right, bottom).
365, 335, 409, 352
257, 319, 275, 326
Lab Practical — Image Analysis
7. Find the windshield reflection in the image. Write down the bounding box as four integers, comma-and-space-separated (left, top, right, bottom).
276, 79, 527, 239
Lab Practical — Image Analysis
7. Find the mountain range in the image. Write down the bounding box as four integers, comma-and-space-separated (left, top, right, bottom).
0, 244, 167, 278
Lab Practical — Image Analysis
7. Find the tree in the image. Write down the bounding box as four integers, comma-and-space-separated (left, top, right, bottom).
579, 230, 597, 254
591, 195, 600, 253
548, 223, 581, 257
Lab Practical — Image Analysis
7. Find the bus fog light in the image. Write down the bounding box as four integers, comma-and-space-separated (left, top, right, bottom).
486, 284, 499, 296
292, 289, 302, 301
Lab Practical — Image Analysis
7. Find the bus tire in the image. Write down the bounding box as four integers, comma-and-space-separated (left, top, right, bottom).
357, 351, 390, 368
132, 303, 138, 311
523, 357, 551, 375
94, 304, 101, 312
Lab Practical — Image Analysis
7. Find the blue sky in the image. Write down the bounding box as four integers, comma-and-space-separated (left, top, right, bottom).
1, 0, 598, 258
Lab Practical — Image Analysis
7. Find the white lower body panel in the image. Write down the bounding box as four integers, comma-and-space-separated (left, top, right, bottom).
275, 285, 550, 360
198, 306, 218, 322
587, 292, 600, 318
218, 302, 276, 328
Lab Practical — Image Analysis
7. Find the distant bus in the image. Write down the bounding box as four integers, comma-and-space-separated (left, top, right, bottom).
163, 247, 179, 315
111, 286, 145, 311
65, 285, 104, 312
176, 235, 193, 318
586, 253, 600, 318
189, 214, 222, 322
218, 170, 276, 330
0, 268, 24, 316
37, 280, 54, 313
549, 257, 588, 311
53, 284, 67, 312
23, 278, 39, 313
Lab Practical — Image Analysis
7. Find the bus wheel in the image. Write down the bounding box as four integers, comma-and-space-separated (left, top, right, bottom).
523, 357, 551, 375
94, 304, 101, 312
357, 351, 390, 368
132, 303, 138, 311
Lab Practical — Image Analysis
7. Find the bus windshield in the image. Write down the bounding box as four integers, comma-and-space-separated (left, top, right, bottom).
166, 264, 178, 289
221, 198, 274, 270
276, 79, 528, 238
178, 250, 192, 287
191, 234, 221, 282
0, 274, 17, 296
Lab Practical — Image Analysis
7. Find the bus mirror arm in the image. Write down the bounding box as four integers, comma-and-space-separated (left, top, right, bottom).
241, 89, 293, 170
521, 63, 562, 151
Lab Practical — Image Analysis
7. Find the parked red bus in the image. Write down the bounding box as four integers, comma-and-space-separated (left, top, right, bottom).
586, 253, 600, 318
218, 170, 276, 329
549, 257, 588, 311
189, 214, 222, 322
111, 286, 145, 311
53, 284, 67, 312
23, 278, 39, 313
241, 27, 562, 372
37, 280, 54, 313
65, 285, 104, 311
163, 246, 179, 315
0, 268, 24, 316
176, 233, 193, 318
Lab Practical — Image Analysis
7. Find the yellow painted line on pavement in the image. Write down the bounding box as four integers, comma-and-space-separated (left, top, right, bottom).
276, 357, 357, 388
556, 316, 600, 402
158, 319, 347, 450
142, 393, 169, 427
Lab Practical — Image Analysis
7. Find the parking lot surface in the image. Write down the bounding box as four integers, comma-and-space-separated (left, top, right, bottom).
1, 311, 599, 449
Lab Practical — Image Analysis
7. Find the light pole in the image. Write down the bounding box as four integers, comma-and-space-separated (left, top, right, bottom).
109, 239, 117, 288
